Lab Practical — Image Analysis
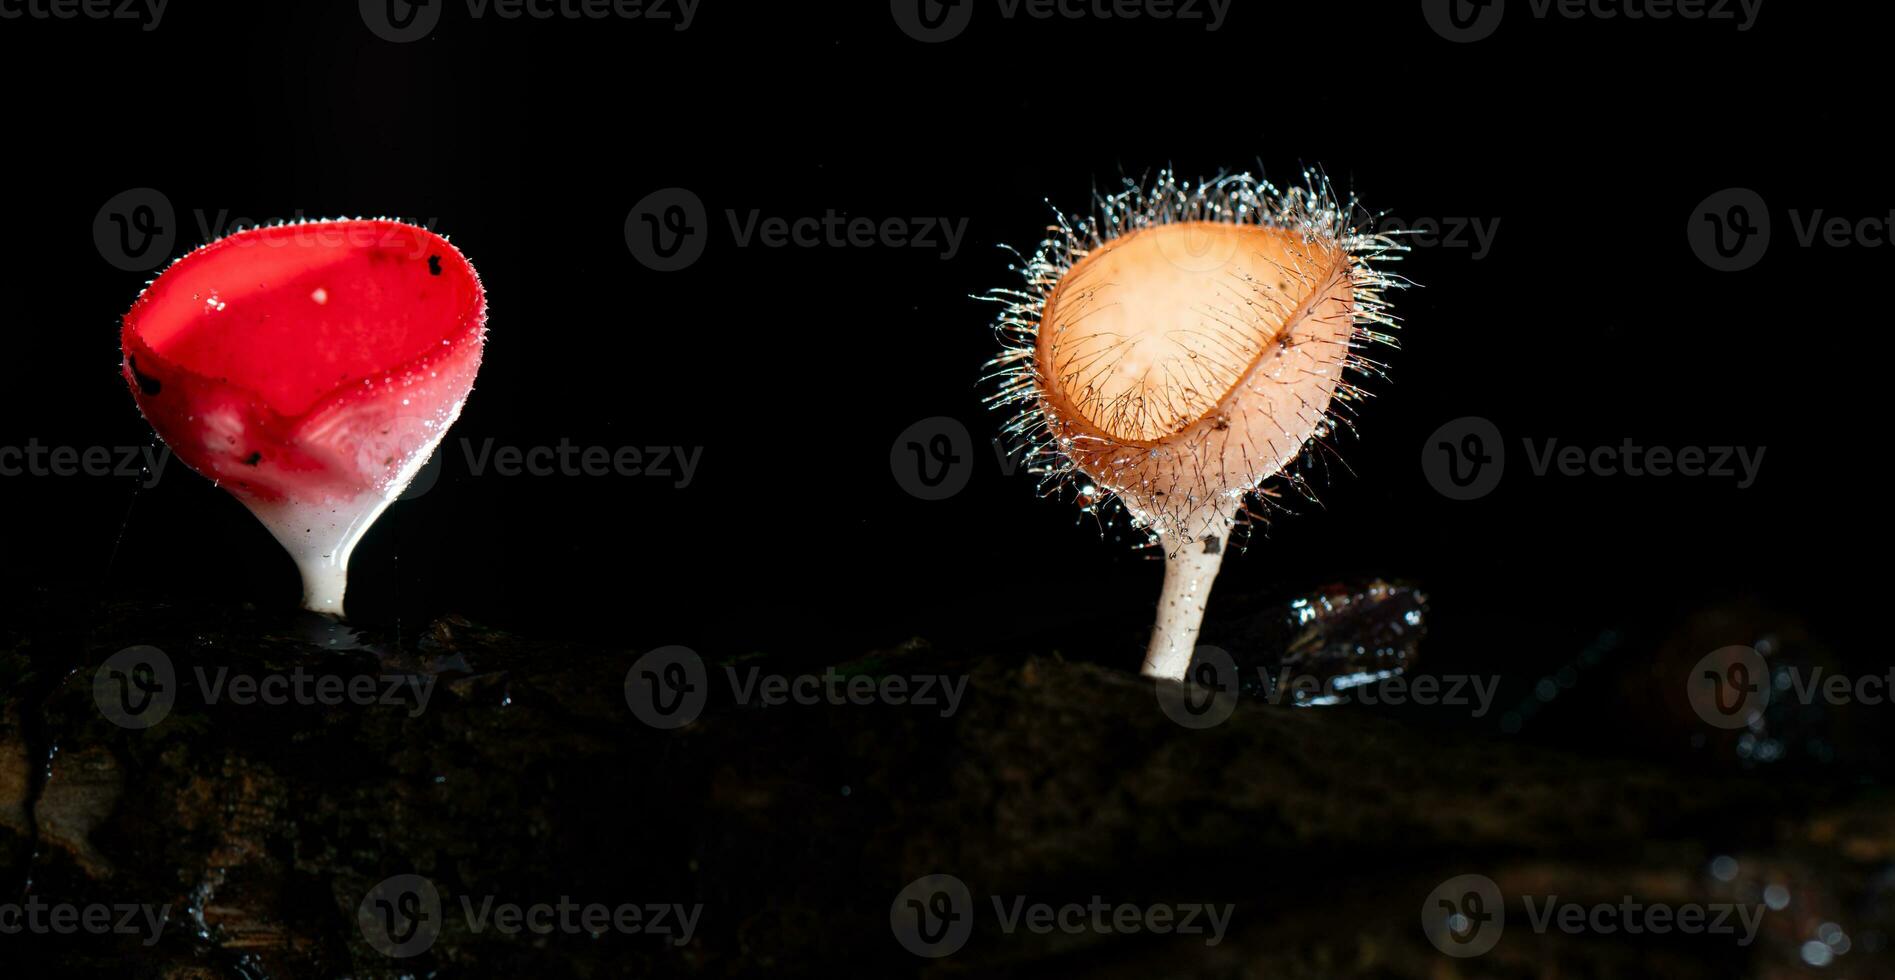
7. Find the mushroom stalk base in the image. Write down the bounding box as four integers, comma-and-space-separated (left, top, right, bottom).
293, 557, 352, 618
1141, 507, 1236, 680
251, 494, 400, 621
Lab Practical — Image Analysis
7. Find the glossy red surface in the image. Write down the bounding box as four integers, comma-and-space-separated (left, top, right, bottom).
121, 220, 485, 505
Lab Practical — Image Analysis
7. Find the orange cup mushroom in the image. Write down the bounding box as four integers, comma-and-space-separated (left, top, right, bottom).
984, 172, 1405, 679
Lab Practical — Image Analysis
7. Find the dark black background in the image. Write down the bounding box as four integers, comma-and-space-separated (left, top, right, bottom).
2, 1, 1885, 753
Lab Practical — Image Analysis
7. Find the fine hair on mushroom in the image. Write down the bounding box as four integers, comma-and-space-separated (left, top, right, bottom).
982, 169, 1409, 680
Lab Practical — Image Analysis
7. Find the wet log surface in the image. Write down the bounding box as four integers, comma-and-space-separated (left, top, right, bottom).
1, 590, 1889, 977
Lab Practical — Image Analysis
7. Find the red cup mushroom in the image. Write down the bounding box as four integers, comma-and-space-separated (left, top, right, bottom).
121, 218, 487, 617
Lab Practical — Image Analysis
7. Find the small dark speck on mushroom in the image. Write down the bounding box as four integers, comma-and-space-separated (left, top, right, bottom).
428, 255, 442, 276
242, 452, 263, 466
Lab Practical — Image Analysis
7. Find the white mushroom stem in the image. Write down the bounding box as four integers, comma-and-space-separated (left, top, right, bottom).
238, 414, 453, 620
1141, 499, 1239, 680
293, 553, 354, 617
251, 497, 391, 619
